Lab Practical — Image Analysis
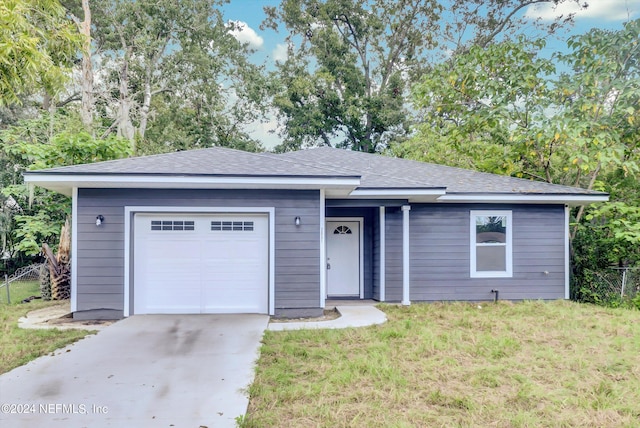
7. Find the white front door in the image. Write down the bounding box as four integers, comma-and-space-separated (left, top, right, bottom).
326, 220, 360, 297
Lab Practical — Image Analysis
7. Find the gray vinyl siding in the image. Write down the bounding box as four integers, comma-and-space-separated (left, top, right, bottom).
372, 209, 380, 300
384, 207, 403, 302
75, 188, 320, 317
407, 204, 566, 301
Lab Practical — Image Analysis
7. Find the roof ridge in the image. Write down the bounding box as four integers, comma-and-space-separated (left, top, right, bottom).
277, 147, 435, 188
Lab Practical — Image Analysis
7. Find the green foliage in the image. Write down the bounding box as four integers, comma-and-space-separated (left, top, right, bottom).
5, 131, 131, 169
585, 202, 640, 265
0, 0, 81, 105
552, 19, 640, 186
265, 0, 577, 153
11, 211, 62, 255
265, 0, 442, 152
0, 114, 131, 257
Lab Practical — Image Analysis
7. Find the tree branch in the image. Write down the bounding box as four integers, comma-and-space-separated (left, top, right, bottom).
55, 93, 81, 108
476, 0, 546, 49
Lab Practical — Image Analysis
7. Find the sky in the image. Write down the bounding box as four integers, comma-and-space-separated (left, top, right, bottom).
220, 0, 640, 149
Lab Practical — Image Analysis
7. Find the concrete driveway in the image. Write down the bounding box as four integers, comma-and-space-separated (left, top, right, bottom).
0, 314, 269, 428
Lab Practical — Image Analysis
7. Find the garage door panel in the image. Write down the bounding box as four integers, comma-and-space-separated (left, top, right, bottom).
134, 213, 268, 314
202, 289, 265, 313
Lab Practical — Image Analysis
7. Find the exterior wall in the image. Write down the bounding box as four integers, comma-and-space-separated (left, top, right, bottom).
75, 188, 321, 318
407, 204, 566, 301
384, 207, 404, 301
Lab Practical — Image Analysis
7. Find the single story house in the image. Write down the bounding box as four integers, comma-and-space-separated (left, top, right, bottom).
24, 147, 608, 319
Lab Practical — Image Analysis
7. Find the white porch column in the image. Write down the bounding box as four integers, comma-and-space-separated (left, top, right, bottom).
379, 206, 386, 302
401, 205, 411, 306
71, 187, 78, 313
564, 205, 570, 300
319, 189, 326, 308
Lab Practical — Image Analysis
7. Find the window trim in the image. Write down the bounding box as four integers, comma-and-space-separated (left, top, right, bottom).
470, 210, 513, 278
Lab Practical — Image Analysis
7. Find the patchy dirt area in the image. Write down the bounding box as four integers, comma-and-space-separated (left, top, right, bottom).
270, 308, 341, 323
18, 302, 115, 331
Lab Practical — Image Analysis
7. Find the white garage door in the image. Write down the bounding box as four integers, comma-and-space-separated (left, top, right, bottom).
133, 213, 268, 314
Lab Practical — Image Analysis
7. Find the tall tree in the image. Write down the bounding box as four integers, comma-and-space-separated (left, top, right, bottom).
264, 0, 584, 153
554, 20, 640, 230
264, 0, 442, 153
88, 0, 269, 153
395, 38, 557, 177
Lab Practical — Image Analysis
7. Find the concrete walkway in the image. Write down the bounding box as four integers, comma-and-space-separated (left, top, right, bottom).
268, 305, 387, 331
18, 301, 388, 333
18, 302, 114, 331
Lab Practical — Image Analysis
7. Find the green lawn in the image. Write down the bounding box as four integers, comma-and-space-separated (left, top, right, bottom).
243, 301, 640, 428
0, 280, 92, 374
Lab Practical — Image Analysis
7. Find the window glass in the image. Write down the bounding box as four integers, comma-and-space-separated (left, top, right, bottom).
476, 246, 507, 271
471, 211, 512, 277
475, 216, 506, 243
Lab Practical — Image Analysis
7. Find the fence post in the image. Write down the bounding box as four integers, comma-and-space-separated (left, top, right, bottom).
620, 268, 627, 299
4, 274, 9, 305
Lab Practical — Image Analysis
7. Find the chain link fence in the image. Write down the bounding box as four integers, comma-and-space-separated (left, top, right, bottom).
0, 263, 49, 304
575, 267, 640, 308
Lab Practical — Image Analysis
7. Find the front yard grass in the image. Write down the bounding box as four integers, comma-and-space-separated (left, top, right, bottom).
0, 281, 92, 374
244, 300, 640, 427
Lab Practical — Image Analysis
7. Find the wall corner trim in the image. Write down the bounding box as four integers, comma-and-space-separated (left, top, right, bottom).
401, 205, 411, 305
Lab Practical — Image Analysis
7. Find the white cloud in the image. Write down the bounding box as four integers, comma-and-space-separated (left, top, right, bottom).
249, 118, 283, 150
272, 43, 288, 63
228, 21, 264, 50
526, 0, 637, 22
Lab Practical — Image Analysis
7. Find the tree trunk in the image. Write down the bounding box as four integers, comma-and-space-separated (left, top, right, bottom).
139, 65, 153, 140
39, 264, 51, 301
116, 54, 136, 151
42, 219, 71, 301
80, 0, 94, 131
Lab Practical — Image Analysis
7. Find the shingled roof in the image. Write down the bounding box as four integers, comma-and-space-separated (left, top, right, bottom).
33, 147, 351, 178
276, 147, 601, 195
24, 146, 607, 203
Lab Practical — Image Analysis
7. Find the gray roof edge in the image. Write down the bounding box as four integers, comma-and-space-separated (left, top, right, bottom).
23, 171, 361, 180
355, 186, 447, 190
445, 191, 609, 196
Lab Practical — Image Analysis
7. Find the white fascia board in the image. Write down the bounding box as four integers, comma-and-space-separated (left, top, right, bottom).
24, 174, 361, 195
437, 194, 609, 206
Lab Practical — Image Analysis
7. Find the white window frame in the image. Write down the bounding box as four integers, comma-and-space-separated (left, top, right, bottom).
470, 210, 513, 278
